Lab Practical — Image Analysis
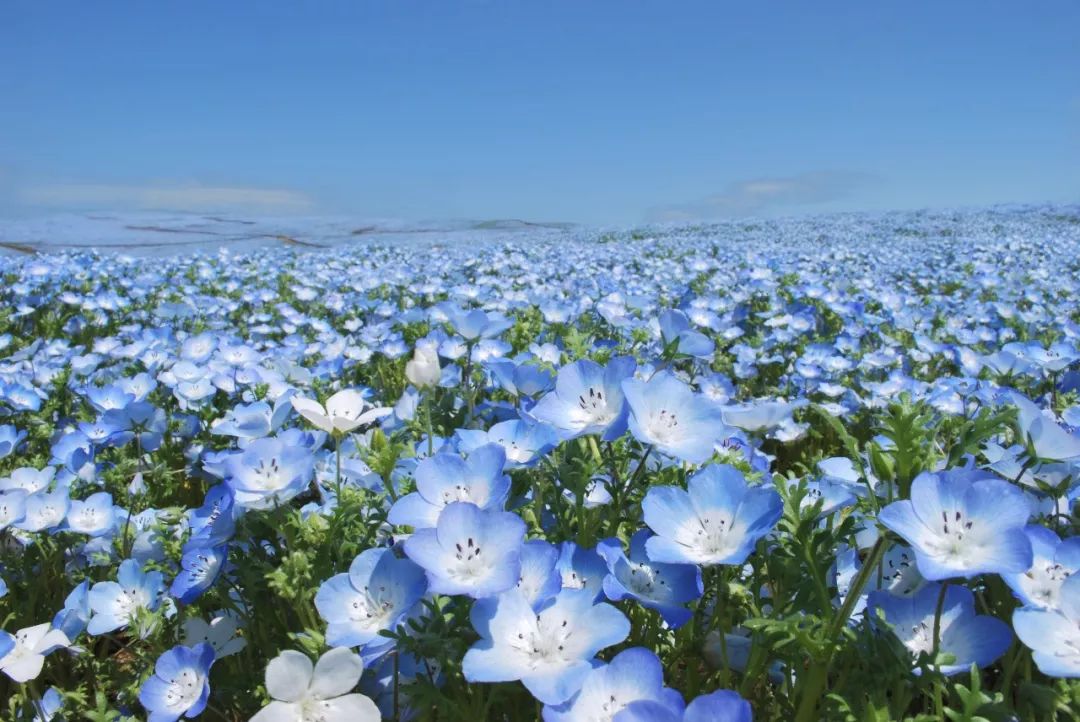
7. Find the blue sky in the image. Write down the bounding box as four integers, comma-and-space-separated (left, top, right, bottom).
1, 1, 1078, 223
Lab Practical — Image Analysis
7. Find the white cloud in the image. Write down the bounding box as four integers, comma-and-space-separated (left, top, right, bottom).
649, 171, 874, 221
19, 183, 314, 213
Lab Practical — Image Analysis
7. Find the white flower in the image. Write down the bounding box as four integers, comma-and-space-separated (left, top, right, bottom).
181, 615, 246, 658
250, 648, 380, 722
0, 623, 70, 683
291, 389, 391, 435
405, 344, 441, 388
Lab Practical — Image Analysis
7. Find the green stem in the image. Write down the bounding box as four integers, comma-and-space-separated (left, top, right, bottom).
793, 537, 887, 722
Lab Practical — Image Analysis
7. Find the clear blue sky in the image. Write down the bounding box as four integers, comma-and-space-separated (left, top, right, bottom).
1, 1, 1078, 223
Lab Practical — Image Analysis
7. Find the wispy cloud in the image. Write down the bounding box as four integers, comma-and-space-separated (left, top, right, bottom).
18, 183, 314, 213
648, 171, 873, 222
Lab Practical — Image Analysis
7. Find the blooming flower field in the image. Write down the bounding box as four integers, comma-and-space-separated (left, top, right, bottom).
1, 206, 1079, 721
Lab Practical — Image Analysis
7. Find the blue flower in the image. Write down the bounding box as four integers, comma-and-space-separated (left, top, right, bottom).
0, 490, 26, 531
403, 502, 525, 598
488, 359, 555, 398
877, 469, 1033, 581
186, 485, 237, 548
64, 492, 116, 537
543, 647, 685, 721
88, 559, 166, 635
388, 444, 509, 529
1001, 525, 1080, 610
623, 372, 728, 464
463, 587, 631, 705
615, 689, 752, 722
139, 643, 215, 722
868, 583, 1011, 676
658, 309, 714, 359
456, 420, 559, 469
1013, 573, 1080, 678
315, 547, 427, 650
597, 530, 704, 628
642, 464, 782, 566
170, 545, 228, 604
52, 580, 92, 639
516, 540, 562, 610
17, 488, 71, 533
0, 424, 27, 460
530, 357, 637, 441
556, 541, 609, 601
224, 436, 314, 509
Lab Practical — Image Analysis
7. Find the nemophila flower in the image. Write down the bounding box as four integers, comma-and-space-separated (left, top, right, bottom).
88, 558, 166, 635
623, 371, 728, 464
463, 588, 631, 705
0, 465, 56, 494
210, 400, 276, 440
53, 580, 92, 639
403, 502, 525, 598
642, 464, 782, 566
834, 544, 926, 617
1009, 391, 1080, 461
64, 492, 116, 536
531, 357, 636, 441
1001, 526, 1080, 610
101, 401, 167, 451
388, 444, 509, 529
0, 576, 6, 599
186, 485, 236, 548
543, 647, 685, 722
456, 419, 559, 468
597, 530, 704, 628
17, 489, 71, 533
224, 437, 315, 510
181, 615, 246, 658
0, 424, 26, 459
877, 469, 1033, 580
139, 643, 215, 722
170, 545, 228, 604
405, 342, 442, 388
27, 686, 63, 722
517, 540, 562, 610
291, 389, 392, 435
560, 475, 613, 509
0, 490, 26, 531
0, 623, 70, 683
721, 399, 805, 433
658, 308, 714, 359
556, 541, 609, 600
1013, 573, 1080, 677
251, 648, 380, 722
868, 583, 1011, 676
444, 306, 513, 341
488, 359, 555, 400
616, 689, 752, 722
789, 476, 857, 519
315, 547, 427, 649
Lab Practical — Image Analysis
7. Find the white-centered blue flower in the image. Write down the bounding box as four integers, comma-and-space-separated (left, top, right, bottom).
642, 464, 782, 566
623, 372, 729, 464
463, 587, 631, 705
403, 501, 525, 598
877, 469, 1033, 581
388, 444, 509, 529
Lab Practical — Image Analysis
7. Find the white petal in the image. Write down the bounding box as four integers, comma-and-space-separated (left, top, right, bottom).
35, 629, 70, 654
309, 648, 364, 700
291, 398, 332, 432
0, 650, 45, 683
265, 650, 314, 702
319, 694, 382, 722
250, 700, 302, 722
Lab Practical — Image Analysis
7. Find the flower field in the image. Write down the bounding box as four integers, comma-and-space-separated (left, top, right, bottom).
1, 206, 1079, 721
